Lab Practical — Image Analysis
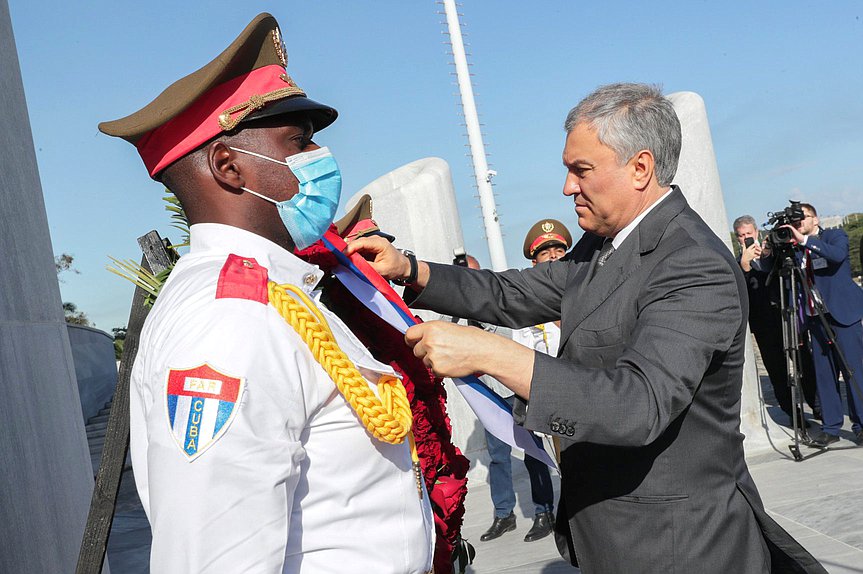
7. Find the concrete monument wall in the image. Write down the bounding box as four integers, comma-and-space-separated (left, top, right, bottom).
668, 91, 786, 457
68, 325, 118, 422
347, 158, 490, 481
0, 2, 102, 571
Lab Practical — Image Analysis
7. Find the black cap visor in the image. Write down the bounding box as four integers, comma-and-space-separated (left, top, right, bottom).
243, 96, 338, 133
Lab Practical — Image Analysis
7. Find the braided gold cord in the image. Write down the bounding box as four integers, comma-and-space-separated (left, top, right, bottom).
218, 86, 306, 131
267, 281, 413, 444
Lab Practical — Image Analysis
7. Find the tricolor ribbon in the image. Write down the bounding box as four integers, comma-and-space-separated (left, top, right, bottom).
321, 231, 557, 469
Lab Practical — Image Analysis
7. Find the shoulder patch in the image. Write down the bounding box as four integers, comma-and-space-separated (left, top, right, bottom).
215, 254, 269, 304
165, 363, 246, 461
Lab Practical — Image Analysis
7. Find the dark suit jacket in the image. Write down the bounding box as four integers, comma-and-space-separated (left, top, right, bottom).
800, 227, 863, 326
410, 189, 824, 573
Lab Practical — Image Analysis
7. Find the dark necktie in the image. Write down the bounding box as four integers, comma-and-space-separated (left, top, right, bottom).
590, 239, 615, 280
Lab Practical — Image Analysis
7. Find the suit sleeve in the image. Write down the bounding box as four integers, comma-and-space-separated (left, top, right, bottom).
804, 229, 849, 264
524, 246, 743, 447
407, 259, 572, 328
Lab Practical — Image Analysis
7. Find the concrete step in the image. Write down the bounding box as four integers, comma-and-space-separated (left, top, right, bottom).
88, 414, 110, 425
86, 421, 108, 433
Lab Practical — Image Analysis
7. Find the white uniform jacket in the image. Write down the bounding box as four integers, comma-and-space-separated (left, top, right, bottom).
130, 223, 434, 573
513, 322, 561, 357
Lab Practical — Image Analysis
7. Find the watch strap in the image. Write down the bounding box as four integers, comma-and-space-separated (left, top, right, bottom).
394, 250, 418, 286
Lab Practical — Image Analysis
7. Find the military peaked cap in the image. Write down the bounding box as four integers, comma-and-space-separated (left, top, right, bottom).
523, 218, 572, 259
335, 195, 395, 243
98, 13, 337, 178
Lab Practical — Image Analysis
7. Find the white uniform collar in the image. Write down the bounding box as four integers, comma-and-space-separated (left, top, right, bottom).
189, 223, 325, 288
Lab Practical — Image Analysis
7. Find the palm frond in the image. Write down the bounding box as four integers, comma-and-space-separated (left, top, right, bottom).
106, 190, 188, 306
106, 256, 173, 307
163, 190, 190, 246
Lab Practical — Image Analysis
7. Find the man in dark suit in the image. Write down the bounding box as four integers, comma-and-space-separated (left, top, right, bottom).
349, 83, 823, 573
786, 203, 863, 447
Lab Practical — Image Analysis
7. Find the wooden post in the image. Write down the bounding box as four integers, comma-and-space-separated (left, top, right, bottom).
76, 231, 173, 574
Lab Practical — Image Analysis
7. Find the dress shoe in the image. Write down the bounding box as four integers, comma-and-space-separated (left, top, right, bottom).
523, 511, 553, 542
854, 430, 863, 446
807, 431, 839, 448
480, 513, 516, 541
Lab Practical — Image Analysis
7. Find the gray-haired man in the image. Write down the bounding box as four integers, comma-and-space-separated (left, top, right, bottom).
350, 83, 823, 573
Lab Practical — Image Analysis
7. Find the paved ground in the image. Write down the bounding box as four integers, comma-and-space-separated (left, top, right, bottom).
460, 435, 863, 573
103, 364, 863, 573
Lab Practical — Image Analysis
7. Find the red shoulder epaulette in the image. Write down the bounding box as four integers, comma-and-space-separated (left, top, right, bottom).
215, 254, 269, 304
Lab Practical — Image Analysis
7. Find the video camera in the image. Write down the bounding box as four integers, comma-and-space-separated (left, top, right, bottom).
453, 247, 468, 267
766, 200, 805, 246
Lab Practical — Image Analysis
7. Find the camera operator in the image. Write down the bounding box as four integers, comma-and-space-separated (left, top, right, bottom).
785, 203, 863, 447
734, 215, 819, 422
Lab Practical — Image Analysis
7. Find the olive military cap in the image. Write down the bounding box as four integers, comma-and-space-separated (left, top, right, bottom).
523, 219, 572, 259
335, 195, 395, 243
99, 13, 337, 178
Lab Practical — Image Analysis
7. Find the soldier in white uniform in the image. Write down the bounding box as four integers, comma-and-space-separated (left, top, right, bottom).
512, 219, 574, 357
99, 13, 433, 573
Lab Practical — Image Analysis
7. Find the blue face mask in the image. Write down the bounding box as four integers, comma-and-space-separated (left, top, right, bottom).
231, 146, 342, 250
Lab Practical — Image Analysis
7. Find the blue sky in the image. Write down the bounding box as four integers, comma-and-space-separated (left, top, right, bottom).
8, 1, 863, 331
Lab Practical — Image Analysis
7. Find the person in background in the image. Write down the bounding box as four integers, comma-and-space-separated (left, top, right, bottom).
455, 255, 556, 543
733, 215, 819, 423
786, 203, 863, 447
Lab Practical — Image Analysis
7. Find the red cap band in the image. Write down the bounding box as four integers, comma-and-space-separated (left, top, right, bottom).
529, 233, 567, 256
136, 65, 296, 177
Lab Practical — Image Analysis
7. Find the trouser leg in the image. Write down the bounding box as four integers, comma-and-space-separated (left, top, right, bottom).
799, 337, 820, 412
808, 320, 844, 435
753, 326, 792, 414
524, 448, 554, 515
485, 429, 515, 518
833, 321, 863, 433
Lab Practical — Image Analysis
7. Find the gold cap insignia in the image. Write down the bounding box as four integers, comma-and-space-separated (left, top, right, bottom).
272, 27, 287, 67
541, 221, 554, 233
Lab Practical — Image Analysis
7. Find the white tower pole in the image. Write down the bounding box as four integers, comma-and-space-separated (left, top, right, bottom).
442, 0, 508, 271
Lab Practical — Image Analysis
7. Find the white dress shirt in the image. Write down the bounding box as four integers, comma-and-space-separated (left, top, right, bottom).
611, 188, 674, 249
130, 223, 433, 573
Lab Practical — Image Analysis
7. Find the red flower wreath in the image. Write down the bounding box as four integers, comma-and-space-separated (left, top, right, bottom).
297, 231, 470, 574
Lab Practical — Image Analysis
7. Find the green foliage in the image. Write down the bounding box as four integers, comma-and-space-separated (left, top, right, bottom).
55, 253, 79, 277
163, 192, 190, 248
844, 213, 862, 279
56, 253, 90, 323
106, 256, 173, 308
63, 302, 91, 326
107, 189, 187, 306
729, 232, 741, 257
112, 326, 127, 360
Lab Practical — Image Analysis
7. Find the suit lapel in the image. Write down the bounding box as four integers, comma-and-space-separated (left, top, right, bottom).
557, 188, 688, 353
558, 235, 641, 351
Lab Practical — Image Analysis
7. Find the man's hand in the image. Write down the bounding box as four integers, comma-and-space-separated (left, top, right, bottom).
739, 241, 763, 272
344, 235, 410, 279
405, 321, 535, 397
781, 224, 806, 245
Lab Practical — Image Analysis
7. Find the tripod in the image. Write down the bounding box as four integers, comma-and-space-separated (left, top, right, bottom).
772, 248, 860, 460
772, 252, 813, 460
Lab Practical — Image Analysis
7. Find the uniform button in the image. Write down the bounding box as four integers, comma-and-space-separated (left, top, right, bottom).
242, 259, 254, 268
550, 421, 560, 433
303, 273, 317, 287
566, 426, 575, 437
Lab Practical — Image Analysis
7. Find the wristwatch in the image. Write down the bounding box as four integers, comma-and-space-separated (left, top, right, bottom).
393, 249, 418, 286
